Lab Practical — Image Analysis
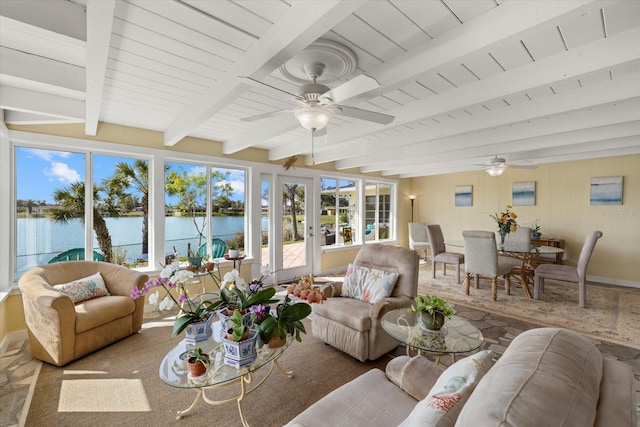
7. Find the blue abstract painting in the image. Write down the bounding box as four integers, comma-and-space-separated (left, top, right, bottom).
590, 176, 623, 205
455, 185, 473, 207
512, 181, 535, 206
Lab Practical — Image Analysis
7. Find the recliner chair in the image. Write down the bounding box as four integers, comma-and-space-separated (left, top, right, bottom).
311, 244, 419, 362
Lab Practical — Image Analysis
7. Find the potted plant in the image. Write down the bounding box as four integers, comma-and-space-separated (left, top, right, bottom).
408, 294, 454, 331
204, 254, 216, 272
257, 294, 312, 348
221, 309, 258, 367
531, 224, 542, 240
186, 347, 210, 378
226, 239, 239, 258
131, 261, 224, 343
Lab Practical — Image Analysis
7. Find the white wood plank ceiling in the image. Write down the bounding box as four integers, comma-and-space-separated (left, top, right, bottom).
1, 0, 639, 177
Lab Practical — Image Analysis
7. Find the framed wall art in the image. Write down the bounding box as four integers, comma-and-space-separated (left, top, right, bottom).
512, 181, 536, 206
455, 185, 473, 207
590, 176, 623, 205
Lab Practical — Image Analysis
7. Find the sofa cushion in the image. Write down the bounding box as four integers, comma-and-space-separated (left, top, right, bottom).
399, 350, 493, 427
455, 328, 603, 427
311, 297, 373, 331
284, 368, 417, 427
54, 272, 110, 304
594, 357, 637, 427
342, 263, 398, 304
386, 355, 444, 401
75, 296, 136, 333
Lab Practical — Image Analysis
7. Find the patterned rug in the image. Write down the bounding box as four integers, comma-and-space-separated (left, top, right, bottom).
417, 263, 640, 349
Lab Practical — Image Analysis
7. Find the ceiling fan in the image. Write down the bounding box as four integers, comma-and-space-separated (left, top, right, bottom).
477, 156, 537, 176
240, 61, 394, 132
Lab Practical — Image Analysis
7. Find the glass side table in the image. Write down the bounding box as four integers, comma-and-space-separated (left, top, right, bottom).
159, 321, 293, 426
381, 309, 483, 365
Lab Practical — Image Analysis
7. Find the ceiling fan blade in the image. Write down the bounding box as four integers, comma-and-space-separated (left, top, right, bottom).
509, 164, 537, 169
321, 74, 380, 103
240, 108, 293, 122
238, 76, 300, 99
338, 105, 394, 125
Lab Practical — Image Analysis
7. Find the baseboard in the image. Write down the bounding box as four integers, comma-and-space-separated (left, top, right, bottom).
590, 275, 640, 290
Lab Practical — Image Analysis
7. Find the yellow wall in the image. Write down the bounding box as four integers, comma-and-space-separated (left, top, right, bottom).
0, 293, 26, 338
408, 154, 640, 286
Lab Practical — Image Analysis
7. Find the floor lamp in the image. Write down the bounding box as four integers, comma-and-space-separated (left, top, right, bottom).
409, 195, 416, 222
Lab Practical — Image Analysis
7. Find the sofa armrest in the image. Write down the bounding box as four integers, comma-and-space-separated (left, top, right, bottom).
595, 357, 637, 427
385, 355, 444, 401
318, 280, 342, 298
98, 264, 148, 296
18, 269, 77, 365
370, 295, 412, 319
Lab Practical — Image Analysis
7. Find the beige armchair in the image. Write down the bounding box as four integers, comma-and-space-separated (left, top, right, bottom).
311, 244, 419, 362
18, 261, 148, 366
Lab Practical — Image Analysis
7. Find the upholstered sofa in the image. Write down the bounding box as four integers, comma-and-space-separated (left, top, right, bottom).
286, 328, 637, 427
18, 261, 148, 366
311, 244, 419, 362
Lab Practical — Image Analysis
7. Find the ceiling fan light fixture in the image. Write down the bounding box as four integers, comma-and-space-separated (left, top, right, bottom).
294, 105, 333, 130
486, 165, 506, 176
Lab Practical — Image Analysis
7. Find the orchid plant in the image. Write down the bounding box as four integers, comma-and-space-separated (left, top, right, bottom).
131, 260, 223, 337
219, 266, 277, 313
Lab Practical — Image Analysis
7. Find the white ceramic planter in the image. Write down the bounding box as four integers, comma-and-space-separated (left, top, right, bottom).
222, 329, 258, 368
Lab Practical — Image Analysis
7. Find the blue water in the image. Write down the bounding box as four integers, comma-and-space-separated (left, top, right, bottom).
512, 189, 535, 206
16, 216, 260, 275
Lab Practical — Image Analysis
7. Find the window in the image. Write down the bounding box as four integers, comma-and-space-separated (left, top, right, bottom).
14, 147, 150, 279
320, 177, 356, 246
164, 162, 246, 261
365, 181, 393, 241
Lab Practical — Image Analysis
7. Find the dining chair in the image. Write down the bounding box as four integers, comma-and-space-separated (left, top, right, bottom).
501, 226, 532, 279
408, 222, 430, 260
426, 224, 464, 284
462, 230, 512, 300
533, 231, 603, 308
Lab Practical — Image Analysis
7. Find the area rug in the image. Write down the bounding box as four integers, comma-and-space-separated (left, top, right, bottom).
418, 263, 640, 349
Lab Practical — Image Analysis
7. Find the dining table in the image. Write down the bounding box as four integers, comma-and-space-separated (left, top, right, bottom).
444, 240, 564, 299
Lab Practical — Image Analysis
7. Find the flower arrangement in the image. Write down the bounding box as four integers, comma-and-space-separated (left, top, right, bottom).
287, 275, 325, 304
131, 261, 223, 337
219, 268, 278, 313
490, 204, 518, 243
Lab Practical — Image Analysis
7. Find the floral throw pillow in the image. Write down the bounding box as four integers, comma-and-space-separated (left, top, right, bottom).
54, 272, 110, 304
399, 350, 493, 427
342, 264, 399, 304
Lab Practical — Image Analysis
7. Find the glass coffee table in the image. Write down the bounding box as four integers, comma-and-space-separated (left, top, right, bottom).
159, 321, 293, 426
381, 308, 483, 365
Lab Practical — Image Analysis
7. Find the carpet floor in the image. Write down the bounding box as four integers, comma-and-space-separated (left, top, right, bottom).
418, 263, 640, 349
18, 263, 640, 426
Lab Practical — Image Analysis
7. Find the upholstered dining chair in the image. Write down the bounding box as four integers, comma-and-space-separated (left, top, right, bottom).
408, 222, 429, 260
462, 230, 512, 301
534, 231, 603, 308
500, 226, 532, 277
426, 224, 464, 284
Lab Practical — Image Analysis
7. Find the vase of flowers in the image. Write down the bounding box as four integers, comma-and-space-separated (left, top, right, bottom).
131, 260, 223, 339
408, 294, 454, 331
490, 205, 518, 246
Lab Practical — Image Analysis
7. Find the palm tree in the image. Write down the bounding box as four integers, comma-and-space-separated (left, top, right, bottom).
283, 184, 305, 241
104, 160, 150, 254
50, 182, 114, 261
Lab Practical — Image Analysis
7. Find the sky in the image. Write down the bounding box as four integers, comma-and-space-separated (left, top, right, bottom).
16, 147, 246, 205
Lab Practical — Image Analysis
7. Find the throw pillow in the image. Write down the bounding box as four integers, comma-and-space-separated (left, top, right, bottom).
399, 350, 493, 427
54, 272, 110, 304
341, 264, 399, 304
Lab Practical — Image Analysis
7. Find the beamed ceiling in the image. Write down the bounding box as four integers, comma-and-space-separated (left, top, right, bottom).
1, 0, 639, 177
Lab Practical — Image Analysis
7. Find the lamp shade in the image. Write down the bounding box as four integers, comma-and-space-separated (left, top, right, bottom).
486, 165, 506, 176
294, 106, 333, 130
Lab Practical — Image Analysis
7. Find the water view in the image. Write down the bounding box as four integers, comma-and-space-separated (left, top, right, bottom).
16, 216, 259, 275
